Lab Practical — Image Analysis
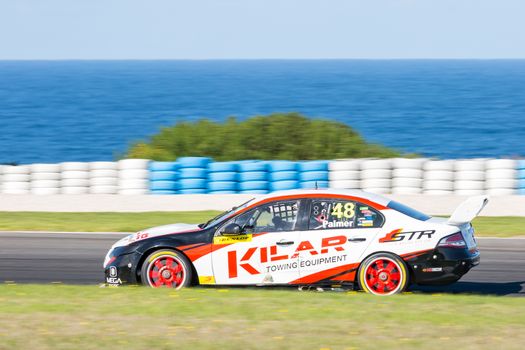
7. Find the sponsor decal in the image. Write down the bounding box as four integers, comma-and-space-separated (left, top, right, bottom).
311, 201, 357, 230
265, 255, 348, 273
109, 266, 117, 277
213, 234, 252, 245
227, 235, 346, 278
422, 267, 443, 272
106, 266, 122, 285
357, 218, 374, 227
198, 276, 216, 284
379, 229, 435, 243
322, 220, 354, 229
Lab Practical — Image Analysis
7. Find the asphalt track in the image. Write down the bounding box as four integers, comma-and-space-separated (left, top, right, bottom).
0, 232, 524, 296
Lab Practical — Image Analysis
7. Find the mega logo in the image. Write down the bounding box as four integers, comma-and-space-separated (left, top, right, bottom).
379, 228, 435, 243
227, 235, 346, 278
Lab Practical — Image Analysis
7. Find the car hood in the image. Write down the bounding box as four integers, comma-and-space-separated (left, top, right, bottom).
111, 223, 201, 248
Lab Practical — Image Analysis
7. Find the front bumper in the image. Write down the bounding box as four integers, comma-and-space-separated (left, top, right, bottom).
104, 252, 141, 286
406, 247, 480, 285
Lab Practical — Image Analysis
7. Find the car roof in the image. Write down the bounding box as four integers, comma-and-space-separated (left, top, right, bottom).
250, 188, 392, 208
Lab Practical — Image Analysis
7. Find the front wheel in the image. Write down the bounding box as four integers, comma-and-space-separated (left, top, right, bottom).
141, 249, 193, 289
357, 253, 409, 295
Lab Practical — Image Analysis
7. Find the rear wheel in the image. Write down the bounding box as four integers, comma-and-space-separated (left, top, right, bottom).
357, 253, 409, 295
141, 249, 193, 289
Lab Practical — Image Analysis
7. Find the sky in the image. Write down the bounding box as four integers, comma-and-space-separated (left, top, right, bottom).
0, 0, 524, 59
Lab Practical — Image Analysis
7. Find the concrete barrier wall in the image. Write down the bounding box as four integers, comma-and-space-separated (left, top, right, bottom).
0, 193, 523, 216
1, 158, 524, 196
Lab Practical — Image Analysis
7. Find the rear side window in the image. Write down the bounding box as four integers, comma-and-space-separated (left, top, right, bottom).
387, 201, 431, 221
309, 200, 384, 230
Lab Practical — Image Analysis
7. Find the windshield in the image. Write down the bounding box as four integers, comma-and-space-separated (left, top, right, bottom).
199, 198, 256, 229
387, 201, 431, 221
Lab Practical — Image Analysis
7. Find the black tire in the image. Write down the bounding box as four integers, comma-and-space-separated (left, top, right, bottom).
140, 249, 193, 289
357, 252, 409, 295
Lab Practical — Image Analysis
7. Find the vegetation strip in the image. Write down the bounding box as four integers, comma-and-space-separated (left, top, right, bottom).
126, 113, 403, 160
0, 212, 523, 237
0, 285, 524, 350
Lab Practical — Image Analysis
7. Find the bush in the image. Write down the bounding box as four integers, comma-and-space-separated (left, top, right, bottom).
126, 113, 401, 161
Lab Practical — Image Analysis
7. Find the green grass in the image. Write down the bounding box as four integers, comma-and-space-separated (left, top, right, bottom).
0, 211, 219, 232
0, 285, 524, 350
471, 216, 525, 237
0, 211, 523, 237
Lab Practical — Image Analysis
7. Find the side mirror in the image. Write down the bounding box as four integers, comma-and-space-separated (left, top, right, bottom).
221, 223, 242, 236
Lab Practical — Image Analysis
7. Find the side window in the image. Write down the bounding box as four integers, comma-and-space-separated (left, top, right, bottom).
219, 200, 300, 235
355, 203, 384, 228
309, 200, 356, 230
309, 200, 383, 230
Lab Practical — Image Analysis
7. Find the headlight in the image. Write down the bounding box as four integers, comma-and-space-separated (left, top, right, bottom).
103, 246, 129, 268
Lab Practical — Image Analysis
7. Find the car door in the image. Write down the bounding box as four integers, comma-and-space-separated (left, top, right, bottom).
211, 199, 303, 285
296, 198, 385, 283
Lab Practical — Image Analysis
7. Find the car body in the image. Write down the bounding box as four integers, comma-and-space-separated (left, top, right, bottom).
104, 189, 488, 295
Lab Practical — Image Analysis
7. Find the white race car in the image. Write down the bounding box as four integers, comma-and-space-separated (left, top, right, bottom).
104, 189, 487, 295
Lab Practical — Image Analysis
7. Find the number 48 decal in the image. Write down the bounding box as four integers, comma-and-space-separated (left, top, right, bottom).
331, 202, 355, 219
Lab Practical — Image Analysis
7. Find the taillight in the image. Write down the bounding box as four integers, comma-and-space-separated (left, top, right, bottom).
438, 232, 467, 248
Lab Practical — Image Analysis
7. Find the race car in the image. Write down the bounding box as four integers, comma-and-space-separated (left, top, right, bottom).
103, 189, 488, 295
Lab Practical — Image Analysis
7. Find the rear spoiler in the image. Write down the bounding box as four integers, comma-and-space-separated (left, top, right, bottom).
448, 196, 489, 226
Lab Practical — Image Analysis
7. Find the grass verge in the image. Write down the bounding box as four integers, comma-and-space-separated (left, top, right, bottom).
0, 285, 524, 350
0, 212, 523, 237
470, 216, 525, 237
0, 211, 219, 232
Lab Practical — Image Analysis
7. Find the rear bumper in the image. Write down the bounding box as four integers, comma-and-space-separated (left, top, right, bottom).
406, 247, 480, 285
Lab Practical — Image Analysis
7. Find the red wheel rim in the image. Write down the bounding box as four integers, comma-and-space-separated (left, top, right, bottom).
147, 255, 185, 288
365, 258, 402, 295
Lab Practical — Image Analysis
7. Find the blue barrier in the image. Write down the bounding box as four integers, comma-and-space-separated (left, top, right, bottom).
208, 181, 238, 191
270, 171, 298, 182
177, 157, 211, 168
149, 162, 178, 194
300, 180, 329, 189
150, 181, 178, 191
268, 160, 297, 172
178, 189, 208, 194
238, 171, 267, 182
270, 180, 300, 191
208, 162, 238, 172
239, 180, 268, 191
208, 161, 239, 193
209, 172, 238, 182
239, 190, 269, 194
149, 171, 177, 181
299, 171, 329, 182
149, 161, 179, 172
178, 178, 207, 189
179, 168, 208, 179
239, 162, 267, 172
298, 161, 328, 172
518, 168, 525, 195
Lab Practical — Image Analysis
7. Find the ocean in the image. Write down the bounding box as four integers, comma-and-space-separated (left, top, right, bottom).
0, 60, 524, 164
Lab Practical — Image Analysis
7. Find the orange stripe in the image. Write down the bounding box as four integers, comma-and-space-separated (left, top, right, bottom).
401, 249, 433, 261
330, 270, 357, 282
178, 243, 204, 251
184, 244, 212, 261
290, 262, 360, 284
